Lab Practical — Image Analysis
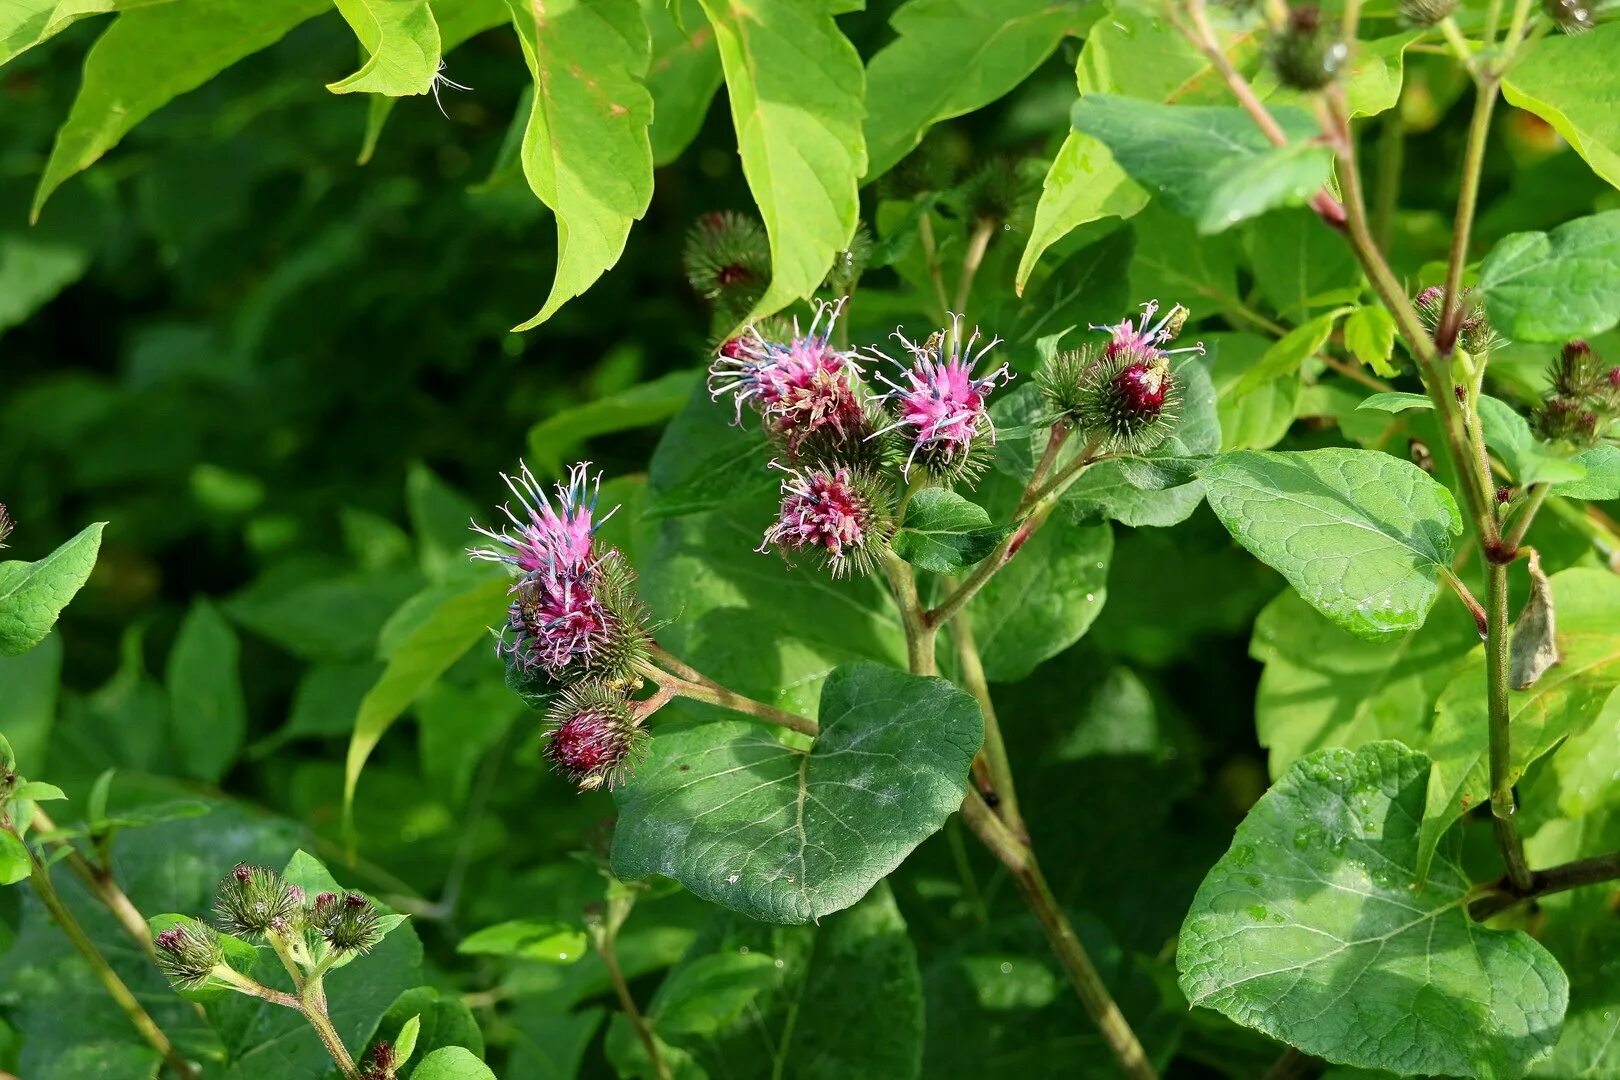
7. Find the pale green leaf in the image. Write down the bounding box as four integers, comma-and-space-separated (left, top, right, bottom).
328, 0, 441, 96
0, 0, 172, 68
1178, 741, 1567, 1078
1502, 23, 1620, 192
1210, 332, 1303, 452
697, 0, 865, 322
1357, 391, 1432, 414
458, 920, 588, 963
1418, 568, 1620, 879
401, 1045, 495, 1080
612, 662, 982, 923
0, 522, 104, 657
0, 830, 30, 886
1343, 306, 1398, 377
1202, 449, 1462, 639
1554, 443, 1620, 501
1478, 209, 1620, 343
863, 0, 1087, 180
1477, 395, 1587, 486
31, 0, 327, 220
505, 0, 654, 329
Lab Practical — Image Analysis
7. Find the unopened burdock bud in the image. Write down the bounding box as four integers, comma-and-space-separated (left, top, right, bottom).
214, 864, 299, 939
1400, 0, 1457, 25
154, 922, 225, 989
312, 891, 387, 954
542, 683, 648, 791
1269, 5, 1348, 91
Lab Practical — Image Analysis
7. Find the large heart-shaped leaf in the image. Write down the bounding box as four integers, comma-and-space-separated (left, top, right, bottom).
1178, 741, 1568, 1078
1202, 448, 1461, 639
612, 662, 982, 923
1479, 210, 1620, 343
1503, 23, 1620, 192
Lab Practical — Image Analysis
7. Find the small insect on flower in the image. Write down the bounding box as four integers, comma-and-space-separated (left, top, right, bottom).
708, 298, 867, 457
542, 683, 648, 791
154, 922, 226, 989
471, 462, 646, 684
866, 313, 1011, 480
759, 463, 893, 577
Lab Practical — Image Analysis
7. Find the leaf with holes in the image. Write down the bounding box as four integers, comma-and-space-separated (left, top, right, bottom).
1202, 449, 1461, 639
1178, 741, 1567, 1077
611, 662, 982, 924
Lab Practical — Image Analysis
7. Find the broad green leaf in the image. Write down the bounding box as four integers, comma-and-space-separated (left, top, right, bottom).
342, 575, 509, 826
1017, 133, 1147, 295
612, 662, 982, 923
1479, 210, 1620, 343
396, 1045, 495, 1080
1060, 353, 1221, 527
1547, 687, 1620, 817
1259, 31, 1419, 119
646, 882, 923, 1078
328, 0, 441, 95
1476, 395, 1587, 486
1358, 391, 1432, 413
0, 830, 29, 886
1502, 23, 1620, 192
645, 0, 722, 165
12, 781, 65, 802
1202, 448, 1462, 639
697, 0, 865, 321
378, 986, 484, 1067
458, 919, 587, 963
1072, 96, 1329, 233
892, 489, 1014, 574
1418, 568, 1620, 878
0, 522, 103, 657
1243, 208, 1364, 320
1342, 306, 1398, 377
1229, 309, 1343, 399
1178, 742, 1567, 1077
863, 0, 1087, 179
974, 469, 1112, 681
1209, 332, 1300, 453
0, 0, 171, 67
652, 952, 779, 1036
505, 0, 654, 329
165, 598, 245, 782
1252, 589, 1475, 777
31, 0, 327, 220
1554, 443, 1620, 500
527, 370, 698, 474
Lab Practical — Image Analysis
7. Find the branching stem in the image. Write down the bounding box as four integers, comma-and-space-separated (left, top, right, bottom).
641, 652, 819, 736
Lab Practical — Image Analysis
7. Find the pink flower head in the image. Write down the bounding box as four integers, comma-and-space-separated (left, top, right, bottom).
504, 565, 610, 676
1092, 300, 1204, 363
759, 463, 886, 577
867, 314, 1011, 477
469, 461, 615, 576
708, 299, 863, 440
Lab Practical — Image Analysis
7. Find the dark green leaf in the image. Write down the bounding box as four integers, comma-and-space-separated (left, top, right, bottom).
165, 598, 245, 782
892, 489, 1014, 574
612, 662, 982, 923
1178, 741, 1567, 1077
1479, 210, 1620, 343
1202, 449, 1461, 639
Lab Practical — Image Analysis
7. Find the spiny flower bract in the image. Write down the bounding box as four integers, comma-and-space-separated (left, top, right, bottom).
154, 921, 225, 989
312, 891, 387, 954
542, 682, 648, 791
214, 863, 299, 938
866, 313, 1011, 481
759, 463, 893, 577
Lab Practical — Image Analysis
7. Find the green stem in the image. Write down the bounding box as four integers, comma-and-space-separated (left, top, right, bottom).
299, 982, 362, 1080
954, 217, 997, 316
958, 795, 1157, 1080
880, 548, 938, 675
1485, 561, 1533, 891
33, 807, 163, 965
22, 841, 198, 1080
1437, 84, 1498, 353
1471, 847, 1620, 919
597, 927, 670, 1080
1501, 483, 1550, 555
640, 657, 819, 737
951, 607, 1025, 840
917, 214, 951, 321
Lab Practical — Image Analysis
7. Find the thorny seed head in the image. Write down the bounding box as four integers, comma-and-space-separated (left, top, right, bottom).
864, 314, 1011, 481
1043, 301, 1201, 454
760, 464, 893, 578
683, 211, 771, 317
542, 682, 648, 791
1269, 5, 1349, 91
312, 891, 388, 955
1537, 339, 1620, 445
214, 864, 300, 939
154, 922, 225, 989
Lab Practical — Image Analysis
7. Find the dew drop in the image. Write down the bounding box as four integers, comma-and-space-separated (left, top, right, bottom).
1000, 961, 1013, 974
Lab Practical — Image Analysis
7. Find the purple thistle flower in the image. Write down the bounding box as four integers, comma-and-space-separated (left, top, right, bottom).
707, 299, 864, 449
1092, 300, 1203, 364
470, 462, 629, 680
759, 463, 889, 577
866, 314, 1011, 477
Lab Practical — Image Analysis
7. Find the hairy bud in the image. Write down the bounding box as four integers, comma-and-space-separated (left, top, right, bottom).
820, 224, 873, 298
1412, 285, 1502, 354
1537, 339, 1620, 445
362, 1041, 397, 1080
1269, 5, 1348, 91
312, 892, 387, 954
154, 922, 225, 989
214, 864, 299, 939
542, 683, 648, 791
683, 211, 770, 319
